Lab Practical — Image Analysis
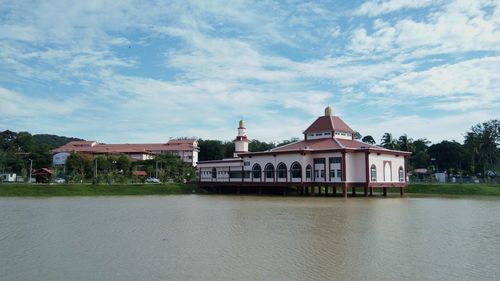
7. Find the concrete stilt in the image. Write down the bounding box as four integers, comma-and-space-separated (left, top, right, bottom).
364, 186, 368, 197
352, 187, 356, 196
383, 187, 387, 197
400, 186, 404, 197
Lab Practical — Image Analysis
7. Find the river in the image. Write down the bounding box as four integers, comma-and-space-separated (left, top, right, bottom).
1, 195, 499, 281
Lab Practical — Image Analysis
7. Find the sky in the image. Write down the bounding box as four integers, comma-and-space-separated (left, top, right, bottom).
0, 0, 499, 145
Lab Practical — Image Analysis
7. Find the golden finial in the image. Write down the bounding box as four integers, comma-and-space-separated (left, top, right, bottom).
325, 106, 332, 116
239, 120, 245, 128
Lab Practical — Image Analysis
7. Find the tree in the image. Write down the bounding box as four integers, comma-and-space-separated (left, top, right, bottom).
277, 138, 299, 147
354, 131, 362, 140
428, 141, 464, 173
249, 140, 275, 152
397, 134, 414, 152
380, 133, 398, 150
362, 135, 376, 145
464, 119, 500, 176
409, 138, 430, 170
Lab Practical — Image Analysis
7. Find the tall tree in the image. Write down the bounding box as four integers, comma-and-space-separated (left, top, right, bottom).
362, 135, 376, 145
428, 141, 464, 173
380, 133, 398, 150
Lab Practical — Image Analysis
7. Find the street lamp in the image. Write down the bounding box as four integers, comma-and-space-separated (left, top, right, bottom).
28, 159, 33, 184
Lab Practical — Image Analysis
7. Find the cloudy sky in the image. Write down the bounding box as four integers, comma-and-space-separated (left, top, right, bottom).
1, 0, 499, 144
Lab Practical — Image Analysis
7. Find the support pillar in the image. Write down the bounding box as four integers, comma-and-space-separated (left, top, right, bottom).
383, 187, 387, 197
343, 185, 347, 198
364, 186, 368, 197
352, 187, 356, 196
318, 186, 322, 196
400, 186, 404, 198
333, 186, 336, 195
370, 187, 373, 196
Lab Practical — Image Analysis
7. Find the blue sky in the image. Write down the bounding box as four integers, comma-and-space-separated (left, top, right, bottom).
0, 0, 499, 144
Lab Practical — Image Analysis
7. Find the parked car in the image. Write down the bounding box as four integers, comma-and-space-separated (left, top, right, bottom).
146, 177, 160, 183
54, 178, 66, 184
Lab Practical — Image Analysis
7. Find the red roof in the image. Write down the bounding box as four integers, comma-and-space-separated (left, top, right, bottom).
132, 171, 147, 176
303, 116, 355, 134
32, 168, 54, 175
238, 138, 410, 156
52, 139, 199, 154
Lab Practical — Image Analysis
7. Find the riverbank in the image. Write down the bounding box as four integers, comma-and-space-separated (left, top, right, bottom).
1, 183, 499, 197
403, 183, 500, 196
0, 183, 196, 197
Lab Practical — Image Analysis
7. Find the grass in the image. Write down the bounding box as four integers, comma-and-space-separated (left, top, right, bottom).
0, 183, 197, 197
404, 183, 500, 196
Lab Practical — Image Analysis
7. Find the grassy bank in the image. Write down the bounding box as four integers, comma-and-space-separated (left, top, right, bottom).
0, 183, 196, 197
404, 183, 500, 196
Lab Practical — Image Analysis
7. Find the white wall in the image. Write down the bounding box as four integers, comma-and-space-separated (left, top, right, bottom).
345, 152, 366, 182
369, 153, 405, 183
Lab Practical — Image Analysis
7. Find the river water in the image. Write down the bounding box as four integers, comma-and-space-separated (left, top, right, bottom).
1, 195, 499, 281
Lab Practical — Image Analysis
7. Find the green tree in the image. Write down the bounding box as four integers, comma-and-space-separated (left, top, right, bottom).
361, 135, 376, 145
249, 140, 275, 152
380, 133, 398, 150
428, 141, 464, 173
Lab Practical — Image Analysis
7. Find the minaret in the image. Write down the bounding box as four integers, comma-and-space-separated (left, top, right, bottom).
234, 120, 249, 157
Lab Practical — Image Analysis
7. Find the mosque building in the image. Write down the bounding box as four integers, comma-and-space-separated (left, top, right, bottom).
196, 106, 411, 197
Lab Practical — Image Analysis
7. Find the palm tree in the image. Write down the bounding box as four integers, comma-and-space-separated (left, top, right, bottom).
380, 133, 398, 149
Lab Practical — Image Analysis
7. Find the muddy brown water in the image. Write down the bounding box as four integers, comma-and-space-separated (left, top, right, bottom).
1, 195, 499, 281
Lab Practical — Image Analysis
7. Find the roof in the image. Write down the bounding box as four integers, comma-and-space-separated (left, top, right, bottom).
32, 168, 54, 175
303, 116, 355, 134
53, 139, 199, 154
132, 171, 147, 176
239, 138, 411, 156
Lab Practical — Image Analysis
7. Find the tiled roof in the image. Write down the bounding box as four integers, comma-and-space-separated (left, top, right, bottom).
303, 116, 355, 134
53, 139, 199, 154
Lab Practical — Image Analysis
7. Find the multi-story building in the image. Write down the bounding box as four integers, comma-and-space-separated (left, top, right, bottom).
52, 139, 199, 166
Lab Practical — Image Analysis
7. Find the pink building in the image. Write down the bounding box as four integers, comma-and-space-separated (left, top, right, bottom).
197, 106, 411, 197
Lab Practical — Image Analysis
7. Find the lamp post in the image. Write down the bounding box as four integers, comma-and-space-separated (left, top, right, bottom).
28, 159, 33, 184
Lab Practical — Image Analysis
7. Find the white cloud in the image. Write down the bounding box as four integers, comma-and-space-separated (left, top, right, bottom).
351, 0, 500, 56
371, 56, 500, 110
0, 87, 85, 117
357, 0, 437, 17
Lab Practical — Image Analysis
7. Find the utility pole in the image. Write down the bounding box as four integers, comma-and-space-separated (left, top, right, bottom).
28, 159, 33, 184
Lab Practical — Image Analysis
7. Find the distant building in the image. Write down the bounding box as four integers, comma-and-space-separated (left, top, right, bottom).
52, 139, 199, 166
197, 106, 411, 197
1, 173, 17, 183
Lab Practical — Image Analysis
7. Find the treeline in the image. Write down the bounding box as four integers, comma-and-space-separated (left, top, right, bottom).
0, 130, 81, 175
365, 119, 499, 176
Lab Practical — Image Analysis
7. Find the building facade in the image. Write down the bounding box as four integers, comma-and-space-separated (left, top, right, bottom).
197, 107, 411, 197
52, 139, 199, 166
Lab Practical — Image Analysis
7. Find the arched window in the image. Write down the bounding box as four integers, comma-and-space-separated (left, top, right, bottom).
306, 165, 312, 179
291, 162, 302, 178
399, 166, 404, 182
277, 163, 287, 178
370, 165, 377, 182
212, 167, 217, 179
264, 163, 274, 179
252, 164, 262, 179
